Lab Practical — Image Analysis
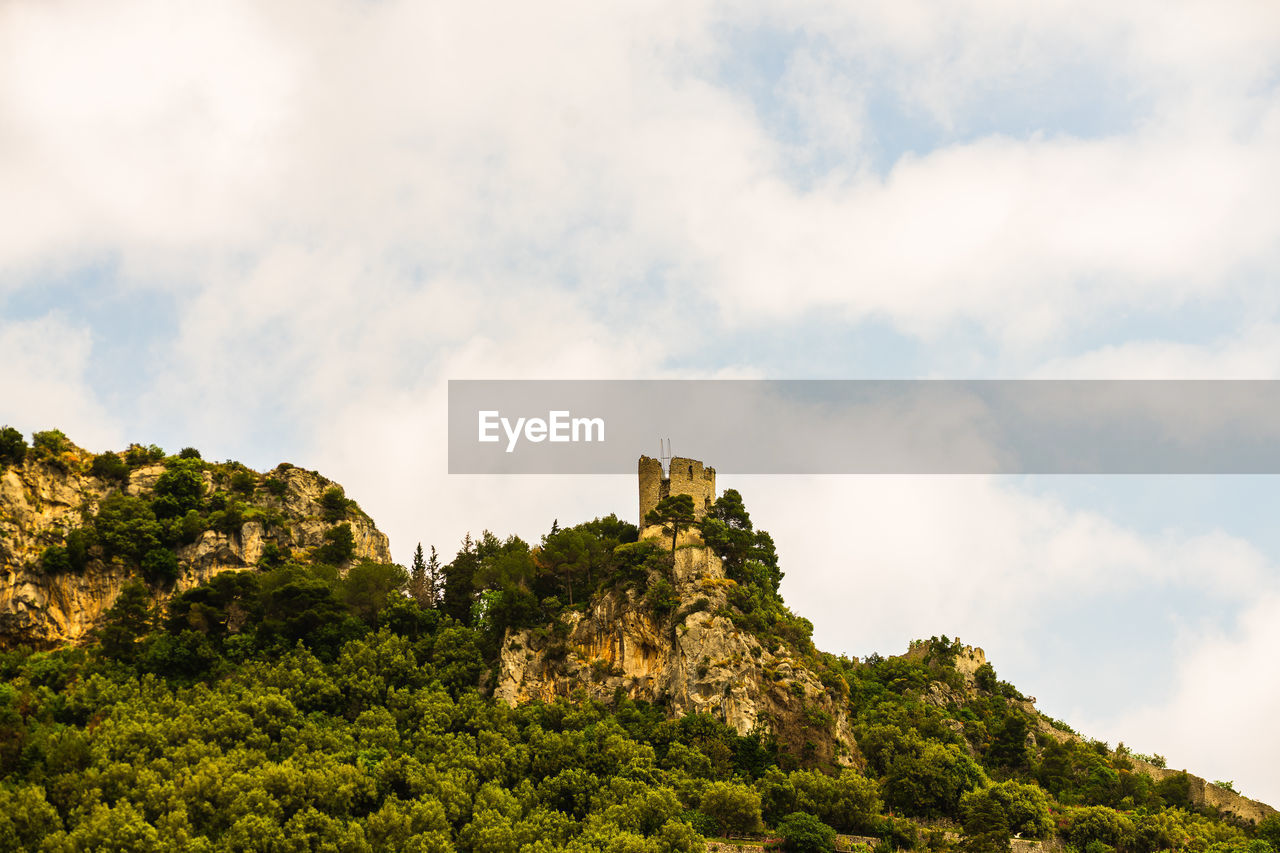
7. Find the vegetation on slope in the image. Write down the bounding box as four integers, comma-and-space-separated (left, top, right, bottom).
0, 429, 1276, 852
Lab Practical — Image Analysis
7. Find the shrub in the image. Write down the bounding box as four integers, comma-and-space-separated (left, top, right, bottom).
0, 426, 27, 467
94, 495, 163, 566
264, 477, 287, 497
320, 487, 351, 522
178, 447, 202, 459
179, 510, 205, 544
31, 429, 69, 458
316, 523, 356, 565
141, 548, 180, 584
154, 459, 206, 518
125, 443, 164, 466
974, 662, 998, 693
41, 546, 72, 574
646, 577, 679, 615
90, 452, 130, 481
339, 560, 408, 621
700, 781, 762, 836
41, 528, 92, 573
777, 812, 836, 853
230, 469, 256, 495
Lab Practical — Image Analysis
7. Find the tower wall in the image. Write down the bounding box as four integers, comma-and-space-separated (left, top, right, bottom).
638, 454, 716, 524
667, 457, 716, 519
638, 455, 665, 525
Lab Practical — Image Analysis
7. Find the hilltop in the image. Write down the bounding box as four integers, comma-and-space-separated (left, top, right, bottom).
0, 428, 389, 648
0, 430, 1275, 853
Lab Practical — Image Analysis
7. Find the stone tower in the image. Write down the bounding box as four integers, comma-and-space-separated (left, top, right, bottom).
638, 455, 716, 524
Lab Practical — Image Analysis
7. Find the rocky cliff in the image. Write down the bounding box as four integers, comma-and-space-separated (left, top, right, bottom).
0, 440, 390, 649
495, 525, 862, 769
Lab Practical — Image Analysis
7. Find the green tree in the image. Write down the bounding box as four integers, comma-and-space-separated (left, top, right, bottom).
94, 494, 163, 567
425, 544, 442, 608
410, 543, 429, 605
790, 769, 882, 833
32, 428, 69, 458
988, 711, 1031, 771
98, 580, 155, 661
777, 812, 836, 853
646, 493, 696, 554
316, 523, 356, 565
230, 468, 256, 494
141, 547, 180, 584
341, 561, 409, 622
432, 623, 484, 696
153, 458, 206, 518
1065, 806, 1136, 851
441, 534, 478, 625
539, 528, 590, 606
0, 785, 62, 850
0, 425, 26, 467
320, 486, 351, 522
702, 489, 755, 574
89, 452, 130, 481
883, 739, 986, 818
974, 662, 998, 693
962, 787, 1012, 853
699, 781, 762, 836
1258, 815, 1280, 851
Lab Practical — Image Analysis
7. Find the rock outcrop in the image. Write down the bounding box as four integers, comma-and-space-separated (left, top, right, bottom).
0, 445, 390, 649
496, 526, 862, 769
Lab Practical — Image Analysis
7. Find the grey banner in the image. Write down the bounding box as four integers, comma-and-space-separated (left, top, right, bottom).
448, 380, 1280, 474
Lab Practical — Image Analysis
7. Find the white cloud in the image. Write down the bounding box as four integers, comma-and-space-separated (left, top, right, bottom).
1087, 591, 1280, 809
723, 474, 1279, 804
3, 0, 1276, 344
1036, 323, 1280, 379
2, 0, 1280, 812
0, 313, 123, 450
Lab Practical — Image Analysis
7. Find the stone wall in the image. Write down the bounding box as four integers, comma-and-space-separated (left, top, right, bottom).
637, 454, 717, 524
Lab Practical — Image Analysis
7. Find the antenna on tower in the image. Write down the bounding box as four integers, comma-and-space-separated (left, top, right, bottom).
659, 437, 672, 476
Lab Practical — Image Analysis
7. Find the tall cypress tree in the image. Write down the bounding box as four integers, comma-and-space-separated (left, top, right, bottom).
425, 545, 442, 608
409, 543, 427, 605
441, 534, 477, 625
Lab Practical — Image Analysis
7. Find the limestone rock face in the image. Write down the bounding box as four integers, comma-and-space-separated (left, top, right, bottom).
496, 530, 862, 768
0, 452, 391, 649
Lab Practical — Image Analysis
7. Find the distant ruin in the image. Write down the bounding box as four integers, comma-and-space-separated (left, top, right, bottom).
638, 454, 716, 524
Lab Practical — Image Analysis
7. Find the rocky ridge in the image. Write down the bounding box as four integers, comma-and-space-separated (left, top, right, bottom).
0, 442, 390, 649
906, 642, 1277, 825
496, 525, 862, 769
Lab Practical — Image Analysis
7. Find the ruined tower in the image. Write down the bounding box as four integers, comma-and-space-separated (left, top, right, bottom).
638, 455, 716, 524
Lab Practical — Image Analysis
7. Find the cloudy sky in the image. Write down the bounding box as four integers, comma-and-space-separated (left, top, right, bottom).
4, 0, 1280, 806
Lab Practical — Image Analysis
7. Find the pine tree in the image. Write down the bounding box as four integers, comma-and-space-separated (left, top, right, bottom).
98, 580, 155, 662
645, 493, 696, 554
425, 545, 442, 608
410, 543, 427, 605
441, 534, 477, 624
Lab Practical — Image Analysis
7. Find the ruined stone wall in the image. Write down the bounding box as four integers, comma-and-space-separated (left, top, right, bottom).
638, 455, 665, 525
667, 456, 716, 518
637, 454, 717, 523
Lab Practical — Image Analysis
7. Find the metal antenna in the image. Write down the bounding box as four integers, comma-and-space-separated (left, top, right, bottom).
659, 437, 672, 476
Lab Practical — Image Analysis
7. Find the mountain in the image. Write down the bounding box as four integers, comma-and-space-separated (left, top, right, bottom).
0, 429, 389, 648
0, 431, 1275, 853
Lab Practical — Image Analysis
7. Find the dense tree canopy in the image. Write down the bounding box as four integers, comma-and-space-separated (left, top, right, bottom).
0, 447, 1272, 853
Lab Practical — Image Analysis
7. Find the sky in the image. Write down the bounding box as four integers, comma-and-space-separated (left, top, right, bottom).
3, 0, 1280, 806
